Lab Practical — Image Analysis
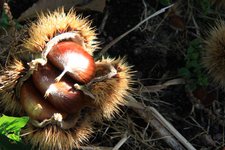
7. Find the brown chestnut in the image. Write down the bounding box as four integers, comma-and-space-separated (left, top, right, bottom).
20, 80, 65, 121
32, 63, 92, 114
47, 41, 95, 84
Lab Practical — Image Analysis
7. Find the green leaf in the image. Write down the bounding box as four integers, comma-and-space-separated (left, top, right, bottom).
190, 52, 199, 60
200, 0, 211, 14
8, 133, 21, 142
179, 68, 191, 78
190, 38, 201, 47
198, 75, 208, 86
0, 115, 29, 142
186, 82, 197, 91
186, 47, 195, 56
15, 21, 22, 29
186, 60, 198, 69
159, 0, 171, 6
0, 134, 31, 150
181, 38, 208, 89
0, 11, 10, 28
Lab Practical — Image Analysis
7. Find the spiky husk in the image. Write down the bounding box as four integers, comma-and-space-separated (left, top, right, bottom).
23, 8, 98, 55
22, 117, 93, 150
0, 59, 25, 114
20, 57, 134, 149
91, 57, 134, 120
202, 21, 225, 88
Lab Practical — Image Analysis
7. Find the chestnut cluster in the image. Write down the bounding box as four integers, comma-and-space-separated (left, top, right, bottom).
0, 8, 133, 150
20, 41, 95, 123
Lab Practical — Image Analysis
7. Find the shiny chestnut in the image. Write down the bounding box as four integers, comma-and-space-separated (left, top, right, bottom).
32, 63, 92, 114
48, 41, 95, 84
20, 80, 66, 121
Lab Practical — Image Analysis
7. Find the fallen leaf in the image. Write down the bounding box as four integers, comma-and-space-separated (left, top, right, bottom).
166, 3, 185, 31
168, 14, 185, 31
18, 0, 106, 22
78, 0, 106, 12
192, 87, 216, 106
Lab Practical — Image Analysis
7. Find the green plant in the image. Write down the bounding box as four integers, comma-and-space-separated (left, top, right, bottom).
159, 0, 171, 6
0, 115, 29, 142
0, 115, 29, 149
0, 10, 10, 28
179, 38, 208, 91
0, 8, 22, 29
199, 0, 211, 14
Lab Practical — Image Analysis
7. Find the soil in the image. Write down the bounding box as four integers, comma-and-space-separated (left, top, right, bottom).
1, 0, 225, 149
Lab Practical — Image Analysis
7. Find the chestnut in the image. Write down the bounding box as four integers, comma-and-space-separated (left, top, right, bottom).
47, 41, 95, 84
32, 63, 92, 114
20, 80, 65, 121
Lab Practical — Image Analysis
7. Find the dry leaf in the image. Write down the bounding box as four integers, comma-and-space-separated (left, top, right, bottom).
166, 3, 185, 31
78, 0, 105, 13
18, 0, 106, 22
168, 14, 185, 31
192, 87, 216, 106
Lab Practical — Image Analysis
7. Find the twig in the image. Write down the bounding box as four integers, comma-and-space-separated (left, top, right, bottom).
191, 16, 200, 36
126, 97, 196, 150
98, 9, 109, 34
112, 132, 131, 150
97, 4, 174, 58
188, 89, 225, 129
141, 78, 185, 93
140, 0, 148, 30
151, 105, 196, 150
80, 146, 112, 150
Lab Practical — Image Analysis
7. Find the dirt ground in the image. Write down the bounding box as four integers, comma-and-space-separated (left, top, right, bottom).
94, 1, 224, 149
1, 0, 225, 149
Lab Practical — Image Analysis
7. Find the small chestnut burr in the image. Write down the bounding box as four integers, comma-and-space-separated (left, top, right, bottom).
203, 21, 225, 89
